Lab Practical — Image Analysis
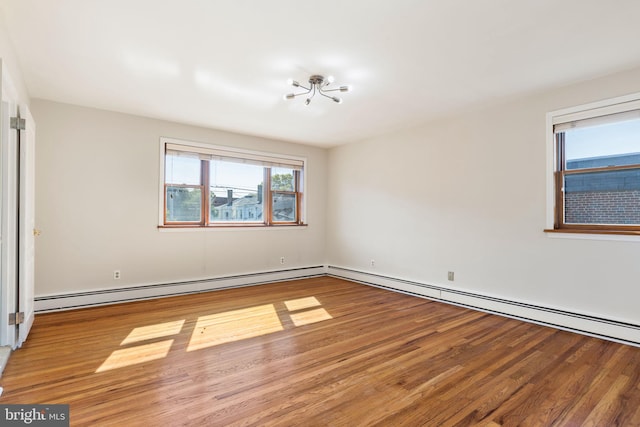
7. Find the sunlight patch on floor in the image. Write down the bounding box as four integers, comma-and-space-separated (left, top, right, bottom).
187, 304, 284, 351
96, 339, 174, 373
97, 296, 335, 371
289, 308, 333, 327
121, 320, 185, 345
284, 296, 321, 311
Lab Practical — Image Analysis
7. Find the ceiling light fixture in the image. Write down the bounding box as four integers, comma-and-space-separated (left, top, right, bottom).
284, 75, 351, 105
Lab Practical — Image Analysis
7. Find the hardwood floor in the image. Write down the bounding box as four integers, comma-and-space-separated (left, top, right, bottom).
1, 276, 640, 426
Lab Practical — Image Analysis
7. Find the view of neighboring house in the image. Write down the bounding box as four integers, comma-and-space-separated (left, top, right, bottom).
167, 182, 296, 223
565, 153, 640, 224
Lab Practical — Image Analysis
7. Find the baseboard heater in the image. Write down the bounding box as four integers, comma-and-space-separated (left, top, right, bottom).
327, 266, 640, 348
34, 266, 326, 313
35, 264, 640, 348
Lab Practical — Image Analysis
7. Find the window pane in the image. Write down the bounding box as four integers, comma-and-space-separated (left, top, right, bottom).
166, 187, 202, 222
210, 160, 264, 222
165, 154, 201, 185
564, 119, 640, 170
564, 168, 640, 225
271, 168, 295, 191
272, 193, 296, 222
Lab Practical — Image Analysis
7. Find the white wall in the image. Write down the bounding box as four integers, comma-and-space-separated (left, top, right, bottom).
327, 66, 640, 326
31, 100, 327, 296
0, 8, 29, 106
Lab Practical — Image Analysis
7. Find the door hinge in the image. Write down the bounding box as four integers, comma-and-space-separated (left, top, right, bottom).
9, 312, 25, 325
10, 117, 26, 131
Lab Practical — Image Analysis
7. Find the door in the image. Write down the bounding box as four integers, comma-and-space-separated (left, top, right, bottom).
17, 105, 35, 346
0, 99, 18, 347
0, 97, 36, 348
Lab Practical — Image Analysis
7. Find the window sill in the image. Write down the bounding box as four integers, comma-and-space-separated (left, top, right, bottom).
544, 229, 640, 242
158, 223, 308, 232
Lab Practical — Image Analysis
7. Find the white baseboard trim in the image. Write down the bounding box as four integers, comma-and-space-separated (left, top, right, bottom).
35, 266, 327, 313
327, 266, 640, 347
34, 265, 640, 347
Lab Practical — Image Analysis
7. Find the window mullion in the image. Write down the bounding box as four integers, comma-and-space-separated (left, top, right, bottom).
163, 183, 168, 225
264, 168, 272, 225
201, 159, 209, 226
555, 133, 565, 228
556, 132, 565, 172
555, 171, 565, 228
296, 170, 302, 225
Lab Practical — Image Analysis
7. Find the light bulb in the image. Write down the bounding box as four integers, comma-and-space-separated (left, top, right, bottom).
340, 85, 351, 92
305, 98, 311, 105
284, 94, 295, 100
332, 97, 342, 103
327, 75, 335, 84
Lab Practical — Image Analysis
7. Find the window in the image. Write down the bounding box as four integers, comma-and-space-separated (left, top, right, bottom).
548, 95, 640, 234
161, 138, 305, 227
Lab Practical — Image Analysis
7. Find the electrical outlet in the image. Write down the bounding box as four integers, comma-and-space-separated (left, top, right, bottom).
370, 259, 375, 267
114, 270, 121, 280
280, 257, 285, 265
448, 271, 454, 281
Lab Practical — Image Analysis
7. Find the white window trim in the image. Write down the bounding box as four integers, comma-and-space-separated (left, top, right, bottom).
545, 92, 640, 241
158, 136, 307, 229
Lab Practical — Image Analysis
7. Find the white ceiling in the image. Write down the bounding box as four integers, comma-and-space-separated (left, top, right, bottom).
1, 0, 640, 147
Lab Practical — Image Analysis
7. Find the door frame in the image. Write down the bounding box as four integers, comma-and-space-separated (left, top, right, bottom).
0, 60, 34, 349
17, 104, 35, 346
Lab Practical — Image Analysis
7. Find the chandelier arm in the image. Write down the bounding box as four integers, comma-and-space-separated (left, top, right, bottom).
318, 91, 336, 100
290, 87, 313, 97
303, 85, 317, 105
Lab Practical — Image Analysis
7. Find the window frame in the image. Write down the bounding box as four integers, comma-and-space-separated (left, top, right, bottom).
268, 168, 303, 225
546, 93, 640, 236
159, 138, 306, 229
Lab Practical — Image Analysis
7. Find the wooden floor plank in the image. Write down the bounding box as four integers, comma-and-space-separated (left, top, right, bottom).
1, 277, 639, 426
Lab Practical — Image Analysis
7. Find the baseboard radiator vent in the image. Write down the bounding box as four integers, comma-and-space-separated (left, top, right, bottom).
327, 266, 640, 348
34, 265, 640, 348
35, 266, 326, 313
